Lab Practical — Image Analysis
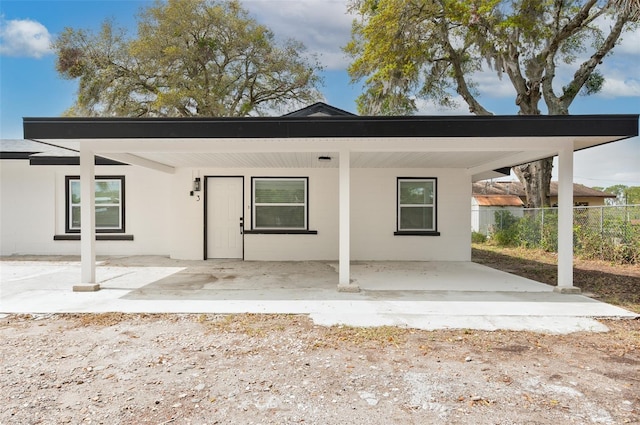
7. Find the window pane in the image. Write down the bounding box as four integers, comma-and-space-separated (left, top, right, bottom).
400, 181, 433, 205
255, 206, 304, 228
255, 180, 305, 204
96, 206, 121, 228
95, 180, 121, 204
71, 206, 121, 228
71, 181, 81, 204
70, 180, 121, 204
400, 206, 434, 230
71, 206, 81, 228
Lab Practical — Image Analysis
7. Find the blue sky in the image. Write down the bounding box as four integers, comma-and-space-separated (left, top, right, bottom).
1, 0, 638, 188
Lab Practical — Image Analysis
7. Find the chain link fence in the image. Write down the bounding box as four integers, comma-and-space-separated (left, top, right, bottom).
472, 205, 640, 264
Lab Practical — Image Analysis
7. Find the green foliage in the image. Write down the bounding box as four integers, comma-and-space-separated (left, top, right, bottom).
492, 210, 521, 246
486, 206, 639, 264
493, 226, 520, 246
581, 71, 605, 96
472, 231, 487, 243
598, 185, 640, 205
346, 0, 637, 116
54, 0, 323, 117
627, 187, 640, 205
575, 219, 640, 264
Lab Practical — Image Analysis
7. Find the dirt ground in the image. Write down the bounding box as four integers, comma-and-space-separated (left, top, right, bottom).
1, 313, 638, 425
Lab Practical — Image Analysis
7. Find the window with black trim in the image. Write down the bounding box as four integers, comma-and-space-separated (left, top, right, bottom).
252, 177, 308, 230
396, 178, 437, 233
66, 176, 125, 233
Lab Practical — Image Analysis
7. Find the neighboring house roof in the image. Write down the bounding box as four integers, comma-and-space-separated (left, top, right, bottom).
472, 181, 616, 199
474, 195, 524, 207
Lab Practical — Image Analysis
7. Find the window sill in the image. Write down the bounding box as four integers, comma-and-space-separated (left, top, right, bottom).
54, 234, 134, 241
394, 231, 440, 236
243, 230, 318, 235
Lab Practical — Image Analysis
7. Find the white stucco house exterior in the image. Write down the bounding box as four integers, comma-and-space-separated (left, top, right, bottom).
2, 103, 637, 292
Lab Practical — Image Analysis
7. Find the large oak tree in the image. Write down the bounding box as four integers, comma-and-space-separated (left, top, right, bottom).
346, 0, 638, 207
54, 0, 323, 117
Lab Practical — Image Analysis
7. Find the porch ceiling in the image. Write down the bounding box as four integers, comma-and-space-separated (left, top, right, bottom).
115, 150, 523, 169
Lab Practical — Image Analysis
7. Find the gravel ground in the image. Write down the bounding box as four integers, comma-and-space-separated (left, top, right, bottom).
1, 313, 638, 424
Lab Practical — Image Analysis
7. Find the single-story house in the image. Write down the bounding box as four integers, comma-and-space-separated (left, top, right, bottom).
472, 180, 617, 207
2, 103, 638, 293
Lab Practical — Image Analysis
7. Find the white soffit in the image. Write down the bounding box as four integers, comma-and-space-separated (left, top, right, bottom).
108, 150, 545, 169
28, 135, 623, 170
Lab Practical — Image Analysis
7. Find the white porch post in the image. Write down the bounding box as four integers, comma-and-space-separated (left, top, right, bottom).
75, 145, 99, 292
555, 144, 579, 293
337, 148, 358, 292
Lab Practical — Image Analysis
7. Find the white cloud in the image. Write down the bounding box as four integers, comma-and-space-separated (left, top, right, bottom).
596, 15, 640, 56
0, 17, 52, 58
616, 27, 640, 55
415, 96, 473, 115
600, 77, 640, 97
473, 69, 516, 98
244, 0, 354, 70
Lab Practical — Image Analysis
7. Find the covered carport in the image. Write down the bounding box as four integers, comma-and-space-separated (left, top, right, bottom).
22, 112, 639, 293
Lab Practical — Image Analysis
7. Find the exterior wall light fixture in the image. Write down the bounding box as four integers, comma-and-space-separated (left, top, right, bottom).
190, 177, 202, 198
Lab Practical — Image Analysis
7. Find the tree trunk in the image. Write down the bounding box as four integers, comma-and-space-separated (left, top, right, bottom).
513, 158, 553, 208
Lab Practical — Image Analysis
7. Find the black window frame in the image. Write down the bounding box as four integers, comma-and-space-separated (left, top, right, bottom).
394, 177, 440, 236
65, 175, 126, 234
249, 177, 312, 233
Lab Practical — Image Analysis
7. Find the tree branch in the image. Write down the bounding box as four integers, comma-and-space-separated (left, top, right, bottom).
558, 10, 630, 109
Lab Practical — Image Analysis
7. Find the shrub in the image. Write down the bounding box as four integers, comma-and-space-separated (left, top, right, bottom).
492, 210, 521, 246
493, 227, 520, 246
471, 231, 487, 243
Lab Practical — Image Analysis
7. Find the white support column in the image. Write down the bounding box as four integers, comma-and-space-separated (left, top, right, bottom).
337, 148, 358, 292
555, 144, 580, 293
74, 145, 100, 292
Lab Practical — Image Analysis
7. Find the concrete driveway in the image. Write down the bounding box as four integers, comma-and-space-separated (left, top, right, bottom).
1, 256, 636, 334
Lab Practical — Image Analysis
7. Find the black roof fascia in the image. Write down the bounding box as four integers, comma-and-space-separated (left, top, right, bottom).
493, 167, 511, 176
23, 114, 638, 140
29, 156, 127, 166
0, 152, 36, 160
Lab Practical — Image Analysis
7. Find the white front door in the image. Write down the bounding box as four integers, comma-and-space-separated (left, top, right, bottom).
207, 177, 243, 259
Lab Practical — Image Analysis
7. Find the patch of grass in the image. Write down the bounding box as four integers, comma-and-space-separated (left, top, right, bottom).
60, 313, 177, 328
61, 312, 132, 327
317, 325, 410, 349
199, 313, 300, 337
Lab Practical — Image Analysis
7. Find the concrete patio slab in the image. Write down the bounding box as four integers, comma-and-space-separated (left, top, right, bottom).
1, 256, 636, 334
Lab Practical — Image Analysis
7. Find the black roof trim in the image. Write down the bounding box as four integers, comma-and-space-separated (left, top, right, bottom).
0, 152, 36, 160
29, 156, 127, 166
493, 167, 511, 176
23, 114, 638, 140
